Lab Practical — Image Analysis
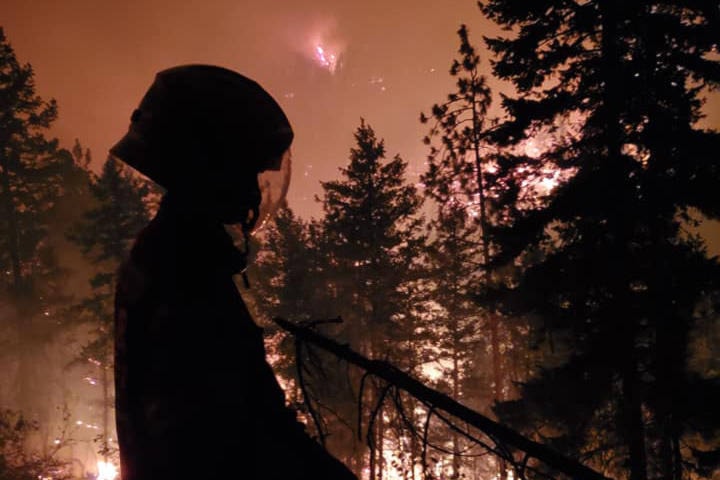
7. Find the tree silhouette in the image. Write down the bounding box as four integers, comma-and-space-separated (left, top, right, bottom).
478, 1, 720, 479
317, 120, 424, 479
0, 26, 73, 419
421, 26, 519, 478
251, 203, 330, 324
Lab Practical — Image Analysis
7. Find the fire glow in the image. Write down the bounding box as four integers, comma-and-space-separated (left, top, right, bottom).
314, 44, 338, 73
96, 461, 118, 480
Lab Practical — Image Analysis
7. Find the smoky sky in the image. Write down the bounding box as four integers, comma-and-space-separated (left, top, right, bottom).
2, 1, 490, 212
2, 0, 719, 247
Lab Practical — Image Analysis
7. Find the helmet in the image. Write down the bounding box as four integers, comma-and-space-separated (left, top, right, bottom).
110, 64, 293, 229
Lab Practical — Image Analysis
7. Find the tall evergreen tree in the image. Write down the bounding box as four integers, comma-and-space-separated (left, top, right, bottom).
251, 202, 332, 324
421, 26, 522, 478
67, 156, 150, 461
320, 120, 424, 354
478, 2, 720, 479
318, 120, 424, 479
422, 203, 490, 479
0, 26, 70, 416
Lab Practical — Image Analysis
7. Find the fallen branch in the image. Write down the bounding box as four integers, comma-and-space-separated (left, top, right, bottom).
273, 317, 612, 480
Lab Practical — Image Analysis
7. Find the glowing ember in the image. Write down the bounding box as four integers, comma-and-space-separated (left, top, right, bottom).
314, 45, 338, 73
493, 468, 516, 480
96, 461, 118, 480
523, 137, 543, 158
420, 358, 452, 382
518, 167, 563, 195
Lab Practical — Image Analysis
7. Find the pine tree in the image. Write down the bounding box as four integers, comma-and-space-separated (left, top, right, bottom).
478, 2, 720, 478
67, 156, 150, 461
317, 120, 424, 479
251, 202, 331, 323
421, 204, 489, 479
0, 26, 71, 416
421, 25, 520, 478
320, 120, 424, 352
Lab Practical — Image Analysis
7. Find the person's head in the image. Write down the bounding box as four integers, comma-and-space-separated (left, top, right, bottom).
110, 64, 293, 228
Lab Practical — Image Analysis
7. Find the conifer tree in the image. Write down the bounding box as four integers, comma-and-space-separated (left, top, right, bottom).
251, 203, 330, 324
320, 120, 424, 352
0, 27, 71, 416
478, 2, 720, 478
421, 26, 521, 478
68, 156, 150, 460
318, 120, 424, 479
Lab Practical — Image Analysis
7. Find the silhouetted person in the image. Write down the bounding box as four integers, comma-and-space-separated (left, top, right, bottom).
111, 65, 356, 480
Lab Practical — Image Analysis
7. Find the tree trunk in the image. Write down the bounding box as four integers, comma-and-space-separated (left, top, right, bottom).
377, 411, 385, 480
471, 84, 507, 480
621, 365, 647, 480
451, 351, 461, 479
671, 426, 682, 480
102, 340, 111, 461
601, 1, 648, 478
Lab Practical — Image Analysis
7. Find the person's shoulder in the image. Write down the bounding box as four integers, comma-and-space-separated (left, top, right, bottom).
129, 212, 177, 271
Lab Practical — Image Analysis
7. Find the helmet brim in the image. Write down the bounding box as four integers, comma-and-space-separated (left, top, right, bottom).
109, 124, 172, 188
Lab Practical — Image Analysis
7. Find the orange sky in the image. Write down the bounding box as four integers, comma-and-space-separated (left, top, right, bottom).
1, 0, 498, 214
1, 0, 718, 250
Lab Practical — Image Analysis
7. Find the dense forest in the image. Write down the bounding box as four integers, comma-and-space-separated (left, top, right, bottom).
1, 1, 719, 479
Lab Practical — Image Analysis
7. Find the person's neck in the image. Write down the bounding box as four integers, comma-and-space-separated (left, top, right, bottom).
155, 193, 248, 275
159, 192, 223, 226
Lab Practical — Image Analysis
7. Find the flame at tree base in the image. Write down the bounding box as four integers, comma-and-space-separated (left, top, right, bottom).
96, 461, 118, 480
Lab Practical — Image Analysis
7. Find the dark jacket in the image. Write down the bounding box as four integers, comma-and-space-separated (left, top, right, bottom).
114, 196, 356, 480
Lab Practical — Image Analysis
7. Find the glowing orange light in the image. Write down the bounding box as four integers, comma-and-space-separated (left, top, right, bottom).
96, 461, 118, 480
314, 45, 338, 73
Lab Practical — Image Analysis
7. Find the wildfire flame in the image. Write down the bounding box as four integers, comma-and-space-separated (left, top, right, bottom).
314, 44, 339, 73
96, 461, 118, 480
